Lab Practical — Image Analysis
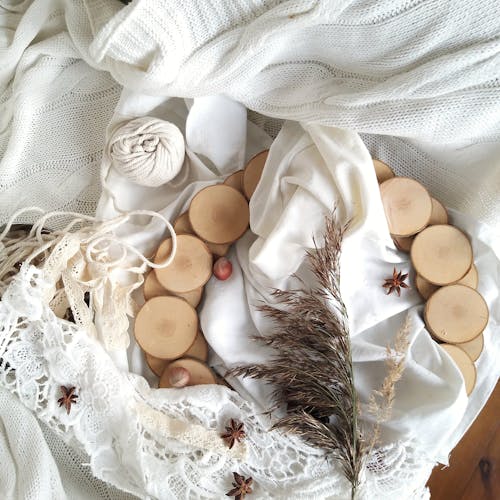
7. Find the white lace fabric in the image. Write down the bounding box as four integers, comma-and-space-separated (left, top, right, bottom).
0, 262, 434, 499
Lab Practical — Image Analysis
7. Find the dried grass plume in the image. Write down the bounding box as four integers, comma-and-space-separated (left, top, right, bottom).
367, 315, 411, 448
232, 213, 365, 498
231, 212, 411, 499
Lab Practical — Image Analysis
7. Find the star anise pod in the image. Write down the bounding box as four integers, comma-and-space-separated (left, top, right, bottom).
383, 267, 409, 296
57, 386, 78, 415
221, 419, 245, 449
226, 472, 253, 499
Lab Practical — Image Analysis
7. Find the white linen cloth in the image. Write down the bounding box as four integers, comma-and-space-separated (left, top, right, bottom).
0, 0, 499, 498
97, 97, 499, 468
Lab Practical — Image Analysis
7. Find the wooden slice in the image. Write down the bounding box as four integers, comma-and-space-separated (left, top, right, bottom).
144, 330, 208, 377
393, 236, 414, 253
411, 225, 473, 285
144, 269, 203, 305
134, 296, 198, 360
243, 150, 268, 199
428, 198, 448, 226
154, 235, 212, 293
380, 177, 432, 237
373, 159, 395, 184
166, 286, 203, 308
440, 344, 477, 396
415, 274, 440, 300
159, 358, 216, 388
143, 271, 167, 301
223, 170, 245, 194
456, 263, 478, 289
456, 333, 484, 362
174, 212, 230, 257
189, 185, 249, 244
206, 241, 230, 257
173, 212, 193, 235
145, 352, 168, 377
184, 331, 209, 362
424, 285, 489, 343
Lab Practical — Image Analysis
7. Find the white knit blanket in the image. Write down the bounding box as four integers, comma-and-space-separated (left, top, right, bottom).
0, 0, 499, 499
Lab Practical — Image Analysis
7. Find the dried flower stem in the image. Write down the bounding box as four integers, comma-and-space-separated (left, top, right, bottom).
367, 315, 411, 449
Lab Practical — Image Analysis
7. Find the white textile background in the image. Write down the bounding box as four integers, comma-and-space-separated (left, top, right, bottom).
97, 95, 500, 469
0, 0, 499, 498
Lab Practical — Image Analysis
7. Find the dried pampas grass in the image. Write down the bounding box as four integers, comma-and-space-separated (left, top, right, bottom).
232, 212, 410, 499
232, 214, 364, 497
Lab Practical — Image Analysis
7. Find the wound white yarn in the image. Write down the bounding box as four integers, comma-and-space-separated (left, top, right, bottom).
109, 117, 185, 187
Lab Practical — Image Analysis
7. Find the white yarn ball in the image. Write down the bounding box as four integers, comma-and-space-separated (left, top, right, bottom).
109, 117, 185, 187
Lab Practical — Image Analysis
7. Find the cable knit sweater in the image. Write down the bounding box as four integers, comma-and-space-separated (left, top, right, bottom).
1, 0, 499, 229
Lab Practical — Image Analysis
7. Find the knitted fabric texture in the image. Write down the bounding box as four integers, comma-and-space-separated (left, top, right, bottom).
1, 0, 499, 229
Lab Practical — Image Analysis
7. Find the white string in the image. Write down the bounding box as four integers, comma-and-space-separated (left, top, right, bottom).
0, 207, 178, 275
0, 206, 45, 240
83, 210, 178, 271
0, 207, 179, 349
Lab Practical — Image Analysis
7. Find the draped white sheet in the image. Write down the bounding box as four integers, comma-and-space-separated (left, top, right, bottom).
98, 95, 500, 470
